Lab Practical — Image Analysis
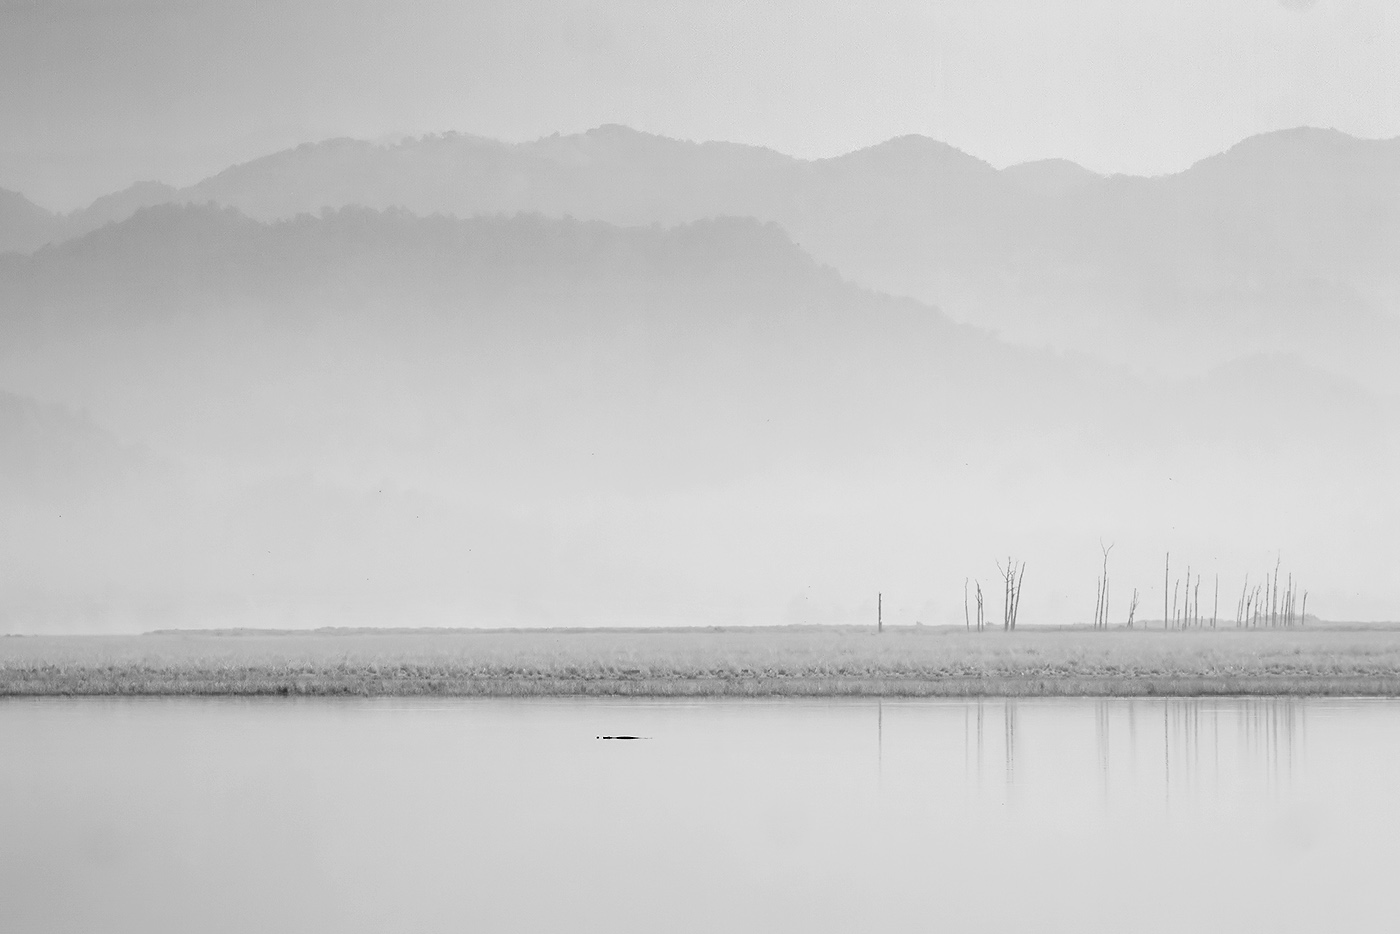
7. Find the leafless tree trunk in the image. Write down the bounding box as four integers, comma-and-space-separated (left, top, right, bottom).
964, 578, 970, 633
997, 558, 1025, 630
1164, 553, 1170, 631
1003, 558, 1011, 631
1127, 588, 1139, 629
1012, 563, 1026, 630
1212, 573, 1219, 629
1097, 542, 1114, 630
1272, 556, 1281, 628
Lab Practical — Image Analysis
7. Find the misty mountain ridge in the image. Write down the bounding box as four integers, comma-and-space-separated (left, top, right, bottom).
1000, 159, 1103, 198
2, 201, 1397, 629
3, 202, 1391, 472
0, 179, 180, 254
0, 188, 64, 254
9, 203, 834, 320
3, 123, 1395, 392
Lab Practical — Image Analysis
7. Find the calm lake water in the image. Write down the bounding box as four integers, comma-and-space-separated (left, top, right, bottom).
2, 696, 1397, 933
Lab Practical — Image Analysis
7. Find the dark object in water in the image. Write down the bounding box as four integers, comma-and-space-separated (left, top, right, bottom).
596, 735, 644, 740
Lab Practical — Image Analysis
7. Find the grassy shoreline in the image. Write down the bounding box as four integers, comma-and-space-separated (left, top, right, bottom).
7, 626, 1400, 697
7, 670, 1400, 698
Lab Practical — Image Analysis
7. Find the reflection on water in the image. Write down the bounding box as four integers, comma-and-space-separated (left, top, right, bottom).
945, 697, 1306, 805
1, 696, 1397, 934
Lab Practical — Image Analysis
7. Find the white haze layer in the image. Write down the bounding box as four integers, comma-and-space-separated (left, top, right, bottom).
1, 166, 1396, 629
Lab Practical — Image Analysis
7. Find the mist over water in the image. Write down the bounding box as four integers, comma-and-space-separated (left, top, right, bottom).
2, 185, 1397, 629
1, 696, 1393, 933
0, 0, 1396, 633
3, 7, 1398, 934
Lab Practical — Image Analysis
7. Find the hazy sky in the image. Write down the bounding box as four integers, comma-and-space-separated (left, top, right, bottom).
2, 0, 1397, 209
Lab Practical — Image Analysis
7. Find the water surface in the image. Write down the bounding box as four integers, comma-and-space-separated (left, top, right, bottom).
2, 697, 1396, 933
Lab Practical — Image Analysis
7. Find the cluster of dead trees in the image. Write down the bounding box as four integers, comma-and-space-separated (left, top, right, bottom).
952, 548, 1307, 632
1161, 553, 1220, 629
964, 579, 986, 631
1160, 552, 1307, 629
1098, 549, 1308, 630
1234, 556, 1308, 628
964, 557, 1026, 631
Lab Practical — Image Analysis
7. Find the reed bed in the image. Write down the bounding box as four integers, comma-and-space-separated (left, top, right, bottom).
5, 626, 1400, 696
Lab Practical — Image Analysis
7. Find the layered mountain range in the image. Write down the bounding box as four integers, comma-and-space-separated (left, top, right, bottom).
5, 125, 1398, 389
3, 203, 1397, 629
1, 127, 1398, 629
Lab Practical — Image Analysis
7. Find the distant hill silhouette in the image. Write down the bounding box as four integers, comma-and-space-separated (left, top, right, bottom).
4, 202, 1390, 458
0, 188, 63, 254
4, 125, 1395, 389
1001, 159, 1102, 197
2, 204, 1397, 629
68, 181, 180, 238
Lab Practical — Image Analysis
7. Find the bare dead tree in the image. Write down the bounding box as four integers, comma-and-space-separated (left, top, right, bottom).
1002, 558, 1012, 631
1127, 588, 1139, 629
1097, 574, 1108, 632
997, 558, 1026, 630
1097, 541, 1114, 630
1243, 574, 1254, 632
1164, 552, 1170, 631
1172, 579, 1180, 631
1212, 573, 1219, 629
999, 559, 1012, 631
1184, 565, 1191, 628
1273, 555, 1281, 628
1193, 576, 1201, 630
1012, 562, 1026, 630
1300, 590, 1308, 627
964, 578, 970, 633
976, 581, 985, 632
